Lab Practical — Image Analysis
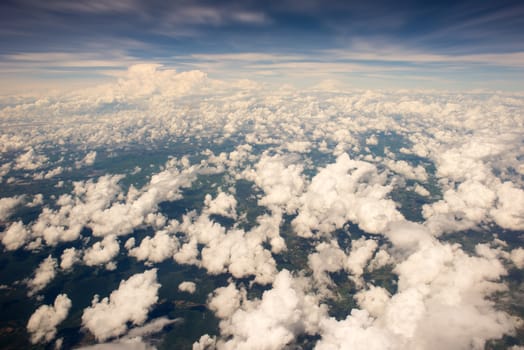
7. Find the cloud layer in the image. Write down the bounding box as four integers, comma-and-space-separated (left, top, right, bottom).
0, 64, 522, 349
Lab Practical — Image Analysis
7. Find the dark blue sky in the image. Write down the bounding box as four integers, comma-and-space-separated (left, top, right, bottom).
1, 0, 523, 91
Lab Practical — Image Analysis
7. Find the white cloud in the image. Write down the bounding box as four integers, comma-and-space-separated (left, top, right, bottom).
208, 270, 327, 349
308, 240, 347, 291
413, 184, 430, 197
354, 285, 391, 318
60, 247, 81, 270
31, 174, 125, 245
510, 248, 524, 269
83, 235, 120, 268
243, 153, 305, 214
345, 238, 378, 285
14, 148, 48, 170
128, 230, 178, 264
175, 211, 280, 284
74, 337, 156, 350
365, 135, 379, 146
316, 309, 396, 350
27, 294, 71, 344
1, 220, 30, 250
76, 151, 97, 168
0, 195, 24, 220
204, 192, 238, 219
82, 269, 160, 341
17, 158, 199, 249
383, 159, 428, 182
293, 153, 403, 237
1, 64, 524, 350
125, 317, 181, 338
178, 281, 196, 294
27, 255, 57, 296
491, 182, 524, 230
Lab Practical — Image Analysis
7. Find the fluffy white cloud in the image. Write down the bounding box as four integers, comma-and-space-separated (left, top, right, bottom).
1, 220, 30, 250
31, 174, 125, 245
60, 247, 81, 270
178, 281, 196, 294
354, 285, 391, 318
313, 220, 518, 349
316, 309, 396, 350
510, 247, 524, 269
14, 148, 48, 170
243, 153, 305, 214
82, 269, 160, 341
88, 160, 198, 237
1, 65, 524, 350
491, 182, 524, 230
293, 153, 403, 236
204, 192, 238, 219
308, 240, 347, 291
345, 238, 378, 285
128, 230, 178, 264
413, 184, 430, 197
75, 337, 156, 350
10, 158, 199, 250
383, 159, 428, 182
76, 151, 97, 168
175, 211, 280, 284
27, 255, 57, 296
0, 195, 24, 221
27, 294, 71, 344
83, 235, 120, 268
207, 270, 327, 350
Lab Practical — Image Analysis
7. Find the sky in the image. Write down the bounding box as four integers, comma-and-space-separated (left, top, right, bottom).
1, 0, 524, 92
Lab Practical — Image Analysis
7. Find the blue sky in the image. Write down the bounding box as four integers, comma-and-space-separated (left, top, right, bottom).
1, 0, 523, 92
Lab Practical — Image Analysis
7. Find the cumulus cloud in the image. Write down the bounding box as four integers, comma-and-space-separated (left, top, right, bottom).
345, 237, 378, 285
27, 294, 71, 344
1, 64, 524, 349
88, 159, 198, 237
491, 182, 524, 230
424, 179, 524, 234
243, 153, 305, 214
316, 309, 396, 350
60, 247, 81, 270
510, 248, 524, 269
203, 192, 238, 219
14, 148, 48, 170
207, 270, 327, 349
126, 317, 181, 338
293, 153, 403, 236
128, 229, 178, 264
354, 285, 391, 318
27, 255, 57, 296
0, 195, 24, 221
12, 158, 199, 250
311, 220, 518, 349
76, 151, 97, 168
175, 211, 280, 284
83, 235, 120, 268
308, 240, 347, 291
82, 269, 160, 341
1, 220, 30, 250
178, 281, 196, 294
31, 174, 125, 245
383, 159, 428, 182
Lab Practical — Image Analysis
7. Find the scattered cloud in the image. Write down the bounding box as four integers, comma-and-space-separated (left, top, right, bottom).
27, 293, 71, 344
82, 269, 160, 341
